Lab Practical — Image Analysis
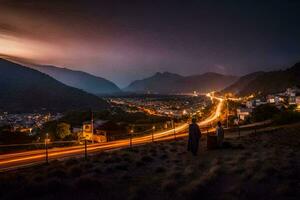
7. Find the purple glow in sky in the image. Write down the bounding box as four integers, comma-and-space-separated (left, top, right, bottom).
0, 0, 300, 87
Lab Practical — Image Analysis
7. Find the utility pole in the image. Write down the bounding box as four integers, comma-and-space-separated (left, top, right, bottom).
238, 117, 240, 138
91, 110, 94, 144
130, 128, 134, 148
84, 138, 88, 160
227, 100, 229, 128
152, 125, 155, 142
45, 133, 49, 164
173, 119, 176, 140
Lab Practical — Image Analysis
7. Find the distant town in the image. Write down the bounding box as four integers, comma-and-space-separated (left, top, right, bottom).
235, 87, 300, 122
0, 112, 63, 134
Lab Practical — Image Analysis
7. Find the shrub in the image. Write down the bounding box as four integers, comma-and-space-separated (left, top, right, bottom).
114, 163, 129, 171
273, 111, 300, 125
252, 104, 280, 122
155, 166, 166, 173
75, 176, 102, 190
141, 155, 153, 163
65, 158, 79, 166
69, 166, 82, 177
48, 168, 67, 178
160, 154, 168, 160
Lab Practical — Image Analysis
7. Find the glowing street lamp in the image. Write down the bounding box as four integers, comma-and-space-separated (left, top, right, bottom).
130, 129, 134, 148
152, 125, 155, 142
45, 133, 50, 164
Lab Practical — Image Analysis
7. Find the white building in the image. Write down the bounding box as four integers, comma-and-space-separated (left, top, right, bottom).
296, 96, 300, 105
289, 93, 296, 105
237, 108, 252, 121
267, 95, 281, 104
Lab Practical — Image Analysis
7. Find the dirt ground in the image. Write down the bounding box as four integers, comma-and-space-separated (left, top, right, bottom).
0, 124, 299, 200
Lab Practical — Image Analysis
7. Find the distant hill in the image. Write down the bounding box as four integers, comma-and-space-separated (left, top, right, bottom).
30, 65, 121, 95
222, 72, 264, 94
124, 72, 183, 93
0, 59, 108, 113
124, 72, 238, 94
224, 62, 300, 96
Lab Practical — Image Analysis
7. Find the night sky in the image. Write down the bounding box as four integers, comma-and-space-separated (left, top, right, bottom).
0, 0, 300, 87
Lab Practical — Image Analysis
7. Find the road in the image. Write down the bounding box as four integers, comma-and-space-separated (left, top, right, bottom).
0, 97, 224, 171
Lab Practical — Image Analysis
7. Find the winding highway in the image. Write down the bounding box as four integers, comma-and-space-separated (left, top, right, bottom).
0, 97, 224, 171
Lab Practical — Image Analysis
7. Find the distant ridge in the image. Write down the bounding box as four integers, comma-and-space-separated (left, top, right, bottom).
223, 62, 300, 96
30, 65, 121, 95
222, 71, 264, 94
0, 59, 108, 113
125, 72, 238, 94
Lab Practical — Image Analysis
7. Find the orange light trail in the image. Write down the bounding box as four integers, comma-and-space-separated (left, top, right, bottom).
0, 96, 223, 170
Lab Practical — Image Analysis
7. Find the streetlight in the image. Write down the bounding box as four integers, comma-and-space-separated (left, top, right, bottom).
152, 125, 155, 142
45, 133, 49, 164
130, 128, 134, 148
84, 137, 88, 160
226, 98, 229, 128
172, 119, 176, 140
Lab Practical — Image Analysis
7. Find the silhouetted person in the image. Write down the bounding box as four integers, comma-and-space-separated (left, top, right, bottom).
216, 121, 224, 147
188, 118, 201, 156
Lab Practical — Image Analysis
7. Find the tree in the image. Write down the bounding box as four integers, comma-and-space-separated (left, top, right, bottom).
252, 104, 280, 122
56, 123, 71, 140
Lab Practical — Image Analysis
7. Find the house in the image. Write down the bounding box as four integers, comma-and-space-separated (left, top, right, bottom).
296, 96, 300, 105
267, 95, 281, 104
79, 120, 108, 143
245, 99, 267, 108
246, 100, 255, 109
288, 93, 296, 105
296, 96, 300, 111
286, 87, 300, 96
237, 108, 252, 121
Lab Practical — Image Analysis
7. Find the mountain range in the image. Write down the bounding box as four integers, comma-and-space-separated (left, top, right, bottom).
124, 72, 238, 94
0, 59, 108, 113
30, 65, 121, 95
223, 62, 300, 96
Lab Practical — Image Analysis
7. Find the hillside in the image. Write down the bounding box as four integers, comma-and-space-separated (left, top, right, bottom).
125, 72, 238, 94
1, 124, 299, 199
222, 71, 264, 94
30, 65, 121, 95
125, 72, 183, 93
0, 59, 108, 113
227, 62, 300, 96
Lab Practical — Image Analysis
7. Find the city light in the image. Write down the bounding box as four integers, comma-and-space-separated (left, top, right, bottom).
0, 97, 224, 169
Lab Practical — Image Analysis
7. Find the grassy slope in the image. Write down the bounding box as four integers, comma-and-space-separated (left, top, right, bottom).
1, 125, 300, 200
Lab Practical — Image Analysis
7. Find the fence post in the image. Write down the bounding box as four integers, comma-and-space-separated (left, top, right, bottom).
152, 126, 155, 143
45, 133, 49, 164
130, 129, 133, 148
173, 120, 176, 140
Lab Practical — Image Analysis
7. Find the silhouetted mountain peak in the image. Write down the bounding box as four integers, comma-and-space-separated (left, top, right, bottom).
223, 61, 300, 96
153, 71, 182, 78
29, 65, 121, 95
0, 59, 108, 112
125, 71, 238, 94
288, 62, 300, 73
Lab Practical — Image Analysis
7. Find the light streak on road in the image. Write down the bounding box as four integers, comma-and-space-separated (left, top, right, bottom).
0, 96, 223, 171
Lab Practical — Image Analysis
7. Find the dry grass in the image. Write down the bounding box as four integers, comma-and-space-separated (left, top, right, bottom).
1, 125, 300, 200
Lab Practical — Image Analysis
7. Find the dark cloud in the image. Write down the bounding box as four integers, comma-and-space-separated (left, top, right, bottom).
0, 0, 300, 86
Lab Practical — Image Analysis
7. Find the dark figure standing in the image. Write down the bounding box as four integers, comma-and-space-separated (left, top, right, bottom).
216, 121, 224, 147
188, 118, 202, 156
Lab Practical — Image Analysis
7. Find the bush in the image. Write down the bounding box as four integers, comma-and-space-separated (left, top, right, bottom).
252, 104, 280, 122
69, 166, 82, 177
141, 155, 153, 163
273, 111, 300, 125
